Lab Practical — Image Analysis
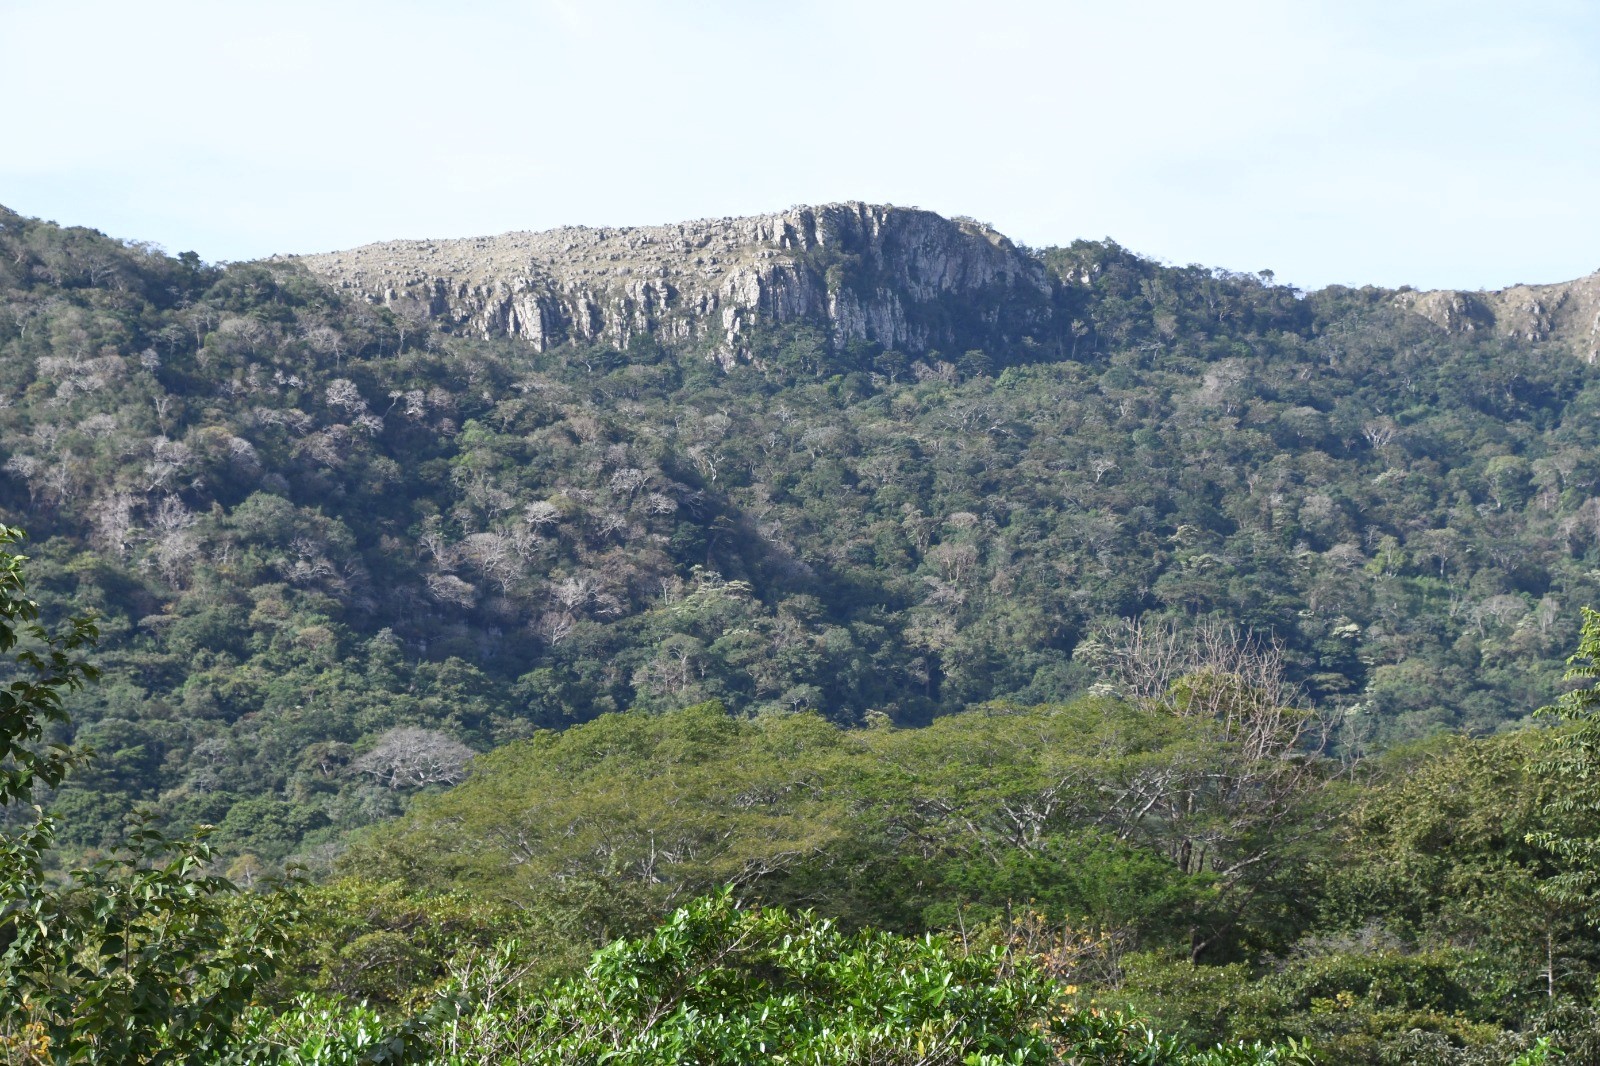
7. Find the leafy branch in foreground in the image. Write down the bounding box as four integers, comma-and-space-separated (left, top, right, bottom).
0, 525, 297, 1064
0, 523, 97, 807
234, 890, 1315, 1065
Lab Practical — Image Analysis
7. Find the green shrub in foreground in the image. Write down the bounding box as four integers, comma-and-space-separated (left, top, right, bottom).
240, 890, 1315, 1065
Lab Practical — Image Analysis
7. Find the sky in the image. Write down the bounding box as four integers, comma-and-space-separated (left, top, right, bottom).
3, 0, 1598, 292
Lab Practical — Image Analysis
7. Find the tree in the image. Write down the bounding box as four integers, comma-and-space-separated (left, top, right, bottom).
1528, 606, 1600, 908
352, 726, 475, 790
397, 890, 1312, 1066
1085, 618, 1334, 960
0, 526, 295, 1063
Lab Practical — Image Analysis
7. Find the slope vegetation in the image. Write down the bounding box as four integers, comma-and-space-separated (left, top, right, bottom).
2, 202, 1598, 865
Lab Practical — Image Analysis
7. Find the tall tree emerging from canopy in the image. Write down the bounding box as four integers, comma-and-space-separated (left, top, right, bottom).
1084, 619, 1334, 961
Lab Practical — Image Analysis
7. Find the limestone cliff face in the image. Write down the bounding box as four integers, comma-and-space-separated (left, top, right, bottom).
1396, 272, 1600, 362
295, 203, 1053, 363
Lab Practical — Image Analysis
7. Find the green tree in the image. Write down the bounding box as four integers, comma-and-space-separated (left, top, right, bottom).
1528, 605, 1600, 907
0, 526, 295, 1063
263, 890, 1309, 1066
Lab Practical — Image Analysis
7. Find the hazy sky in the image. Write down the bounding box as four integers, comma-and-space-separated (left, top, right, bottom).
4, 0, 1597, 291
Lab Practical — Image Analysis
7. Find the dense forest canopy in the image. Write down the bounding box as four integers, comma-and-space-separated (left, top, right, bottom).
6, 203, 1600, 1062
3, 205, 1599, 863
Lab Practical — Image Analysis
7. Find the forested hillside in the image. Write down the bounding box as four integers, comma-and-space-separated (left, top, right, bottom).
8, 202, 1600, 1062
3, 203, 1600, 863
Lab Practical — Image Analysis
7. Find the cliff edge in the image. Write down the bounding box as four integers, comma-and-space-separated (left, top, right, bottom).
1395, 272, 1600, 361
295, 203, 1052, 364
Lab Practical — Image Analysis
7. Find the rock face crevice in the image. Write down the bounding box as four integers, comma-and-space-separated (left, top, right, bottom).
295, 203, 1053, 362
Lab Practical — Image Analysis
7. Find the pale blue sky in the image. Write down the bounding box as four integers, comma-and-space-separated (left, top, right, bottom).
4, 0, 1597, 291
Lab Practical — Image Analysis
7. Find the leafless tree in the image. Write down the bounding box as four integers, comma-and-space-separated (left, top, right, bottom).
928, 541, 980, 586
143, 436, 192, 492
461, 531, 524, 593
1089, 617, 1319, 756
351, 727, 474, 789
523, 500, 563, 531
608, 467, 650, 500
426, 573, 478, 609
1361, 418, 1400, 451
303, 323, 345, 366
1084, 617, 1334, 961
88, 491, 137, 557
686, 444, 723, 485
3, 454, 41, 503
325, 377, 369, 417
642, 492, 677, 516
391, 299, 434, 355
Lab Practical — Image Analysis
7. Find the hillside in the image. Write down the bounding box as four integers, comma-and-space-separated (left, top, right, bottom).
3, 201, 1600, 866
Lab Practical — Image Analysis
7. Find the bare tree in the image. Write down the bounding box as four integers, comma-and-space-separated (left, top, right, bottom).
1361, 418, 1400, 451
461, 531, 524, 593
426, 572, 478, 609
325, 378, 369, 417
1085, 617, 1334, 961
351, 727, 474, 790
523, 500, 564, 531
143, 436, 192, 492
686, 443, 723, 485
88, 491, 137, 557
302, 323, 345, 366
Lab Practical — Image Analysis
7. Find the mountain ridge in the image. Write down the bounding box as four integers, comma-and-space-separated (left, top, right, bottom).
1398, 272, 1600, 360
294, 202, 1051, 365
296, 201, 1600, 362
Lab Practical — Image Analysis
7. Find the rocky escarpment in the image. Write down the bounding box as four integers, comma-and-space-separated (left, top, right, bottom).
1396, 271, 1600, 361
295, 203, 1053, 363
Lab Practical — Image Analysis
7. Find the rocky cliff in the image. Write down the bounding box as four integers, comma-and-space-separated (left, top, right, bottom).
1395, 271, 1600, 361
297, 203, 1600, 365
294, 203, 1053, 364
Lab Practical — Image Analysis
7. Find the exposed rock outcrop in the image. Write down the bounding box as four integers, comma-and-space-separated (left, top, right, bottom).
294, 203, 1052, 364
1395, 271, 1600, 361
298, 203, 1600, 366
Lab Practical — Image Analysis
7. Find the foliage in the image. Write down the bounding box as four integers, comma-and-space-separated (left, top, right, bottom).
346, 695, 1333, 967
1528, 605, 1600, 906
236, 891, 1314, 1066
6, 205, 1600, 863
10, 206, 1600, 1062
338, 691, 1600, 1063
0, 526, 294, 1063
3, 821, 296, 1064
0, 525, 98, 805
261, 878, 537, 1008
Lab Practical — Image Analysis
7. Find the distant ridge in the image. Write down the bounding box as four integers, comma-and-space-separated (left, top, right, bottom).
295, 203, 1053, 363
298, 203, 1600, 364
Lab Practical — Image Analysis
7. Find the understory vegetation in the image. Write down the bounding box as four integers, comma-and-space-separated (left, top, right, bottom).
4, 206, 1600, 1062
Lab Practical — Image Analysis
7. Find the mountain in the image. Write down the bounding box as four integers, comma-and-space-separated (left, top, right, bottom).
295, 203, 1053, 363
297, 202, 1600, 368
4, 200, 1600, 867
